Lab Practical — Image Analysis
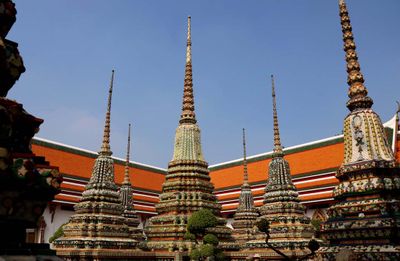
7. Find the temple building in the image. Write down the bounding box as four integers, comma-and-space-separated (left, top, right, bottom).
18, 2, 400, 254
319, 0, 400, 259
145, 16, 236, 252
53, 71, 138, 259
231, 129, 259, 244
244, 76, 314, 258
28, 110, 399, 245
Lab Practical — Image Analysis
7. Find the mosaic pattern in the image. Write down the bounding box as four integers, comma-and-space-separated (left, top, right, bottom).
53, 71, 138, 258
0, 0, 24, 97
231, 129, 259, 244
0, 3, 61, 254
319, 1, 400, 259
119, 124, 143, 240
145, 17, 237, 252
247, 76, 314, 258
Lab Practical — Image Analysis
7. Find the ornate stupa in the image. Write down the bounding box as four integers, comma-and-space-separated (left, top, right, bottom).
247, 75, 314, 257
119, 124, 143, 241
231, 128, 259, 245
145, 16, 236, 252
54, 71, 138, 259
319, 1, 400, 259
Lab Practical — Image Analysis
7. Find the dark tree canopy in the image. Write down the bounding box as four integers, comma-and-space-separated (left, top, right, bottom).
203, 233, 219, 246
187, 209, 225, 261
187, 208, 218, 236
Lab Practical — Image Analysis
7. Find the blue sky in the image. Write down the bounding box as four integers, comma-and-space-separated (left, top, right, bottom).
7, 0, 400, 168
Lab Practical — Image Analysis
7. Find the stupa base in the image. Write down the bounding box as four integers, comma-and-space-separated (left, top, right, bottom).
55, 249, 187, 261
317, 245, 400, 261
226, 248, 311, 261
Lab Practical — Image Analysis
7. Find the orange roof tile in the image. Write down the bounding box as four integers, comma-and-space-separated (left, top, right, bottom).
32, 142, 165, 192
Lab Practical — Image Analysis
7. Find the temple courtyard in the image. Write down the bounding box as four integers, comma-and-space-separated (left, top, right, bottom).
0, 0, 399, 260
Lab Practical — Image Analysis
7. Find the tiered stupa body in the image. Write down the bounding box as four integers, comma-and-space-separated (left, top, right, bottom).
145, 17, 236, 252
119, 124, 143, 241
247, 76, 314, 257
231, 129, 259, 245
319, 1, 400, 259
54, 71, 137, 259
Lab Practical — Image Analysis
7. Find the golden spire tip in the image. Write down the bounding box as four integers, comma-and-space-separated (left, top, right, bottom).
179, 16, 196, 124
100, 70, 114, 155
186, 16, 192, 62
123, 123, 131, 185
242, 128, 248, 184
271, 74, 283, 156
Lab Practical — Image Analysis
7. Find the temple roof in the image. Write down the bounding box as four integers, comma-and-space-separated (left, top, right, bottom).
31, 119, 399, 215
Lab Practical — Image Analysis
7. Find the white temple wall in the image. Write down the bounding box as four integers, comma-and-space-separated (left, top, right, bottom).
42, 205, 74, 243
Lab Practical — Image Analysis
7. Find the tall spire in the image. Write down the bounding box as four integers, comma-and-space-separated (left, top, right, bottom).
179, 16, 196, 124
123, 123, 131, 185
232, 128, 259, 245
271, 75, 283, 156
253, 75, 315, 255
339, 0, 373, 111
146, 16, 237, 251
100, 70, 114, 155
53, 70, 139, 256
118, 124, 142, 241
242, 128, 249, 184
319, 3, 400, 258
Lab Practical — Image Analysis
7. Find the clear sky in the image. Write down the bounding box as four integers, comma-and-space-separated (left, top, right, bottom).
7, 0, 400, 168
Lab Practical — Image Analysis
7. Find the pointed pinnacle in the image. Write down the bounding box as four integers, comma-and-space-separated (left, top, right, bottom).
186, 16, 191, 63
338, 0, 373, 111
123, 123, 131, 185
180, 16, 196, 124
242, 128, 249, 184
271, 75, 283, 156
100, 70, 114, 155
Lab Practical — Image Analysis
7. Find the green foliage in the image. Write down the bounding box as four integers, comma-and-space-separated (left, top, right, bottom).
187, 209, 221, 260
49, 223, 66, 243
189, 245, 215, 261
215, 251, 226, 261
184, 231, 196, 241
187, 209, 218, 236
199, 244, 215, 257
203, 233, 218, 246
190, 249, 201, 260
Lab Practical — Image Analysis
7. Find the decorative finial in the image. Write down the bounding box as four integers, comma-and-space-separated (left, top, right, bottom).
396, 101, 400, 115
271, 75, 283, 156
179, 16, 196, 124
186, 16, 191, 63
339, 0, 373, 111
100, 70, 114, 155
242, 128, 249, 184
123, 123, 131, 185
